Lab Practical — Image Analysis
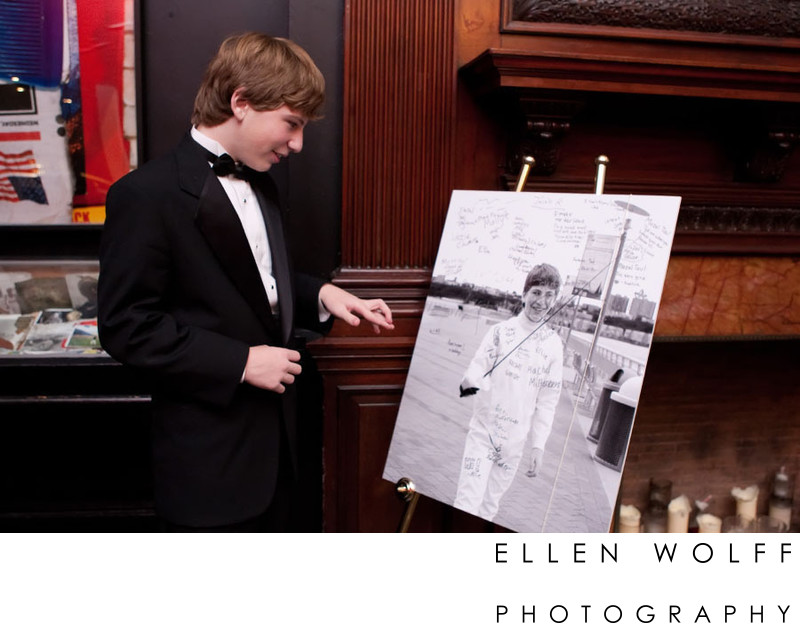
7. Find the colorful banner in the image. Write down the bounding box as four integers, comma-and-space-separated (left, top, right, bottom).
0, 0, 130, 223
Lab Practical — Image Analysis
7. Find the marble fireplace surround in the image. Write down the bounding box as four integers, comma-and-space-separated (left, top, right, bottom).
657, 256, 800, 338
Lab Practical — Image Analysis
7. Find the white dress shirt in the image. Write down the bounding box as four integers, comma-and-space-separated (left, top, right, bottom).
191, 127, 330, 331
191, 127, 280, 313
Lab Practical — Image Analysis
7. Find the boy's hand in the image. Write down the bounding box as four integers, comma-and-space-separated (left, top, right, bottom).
319, 283, 394, 334
243, 345, 302, 393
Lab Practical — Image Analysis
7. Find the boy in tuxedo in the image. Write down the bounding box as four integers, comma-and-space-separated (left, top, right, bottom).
98, 32, 393, 531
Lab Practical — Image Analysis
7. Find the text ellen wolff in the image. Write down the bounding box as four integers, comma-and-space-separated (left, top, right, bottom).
495, 540, 793, 565
494, 540, 793, 625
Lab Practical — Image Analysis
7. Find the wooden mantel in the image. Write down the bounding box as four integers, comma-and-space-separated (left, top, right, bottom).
461, 46, 800, 102
457, 35, 800, 256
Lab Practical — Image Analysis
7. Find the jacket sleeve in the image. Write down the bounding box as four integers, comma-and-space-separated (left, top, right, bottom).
293, 272, 332, 335
98, 174, 249, 408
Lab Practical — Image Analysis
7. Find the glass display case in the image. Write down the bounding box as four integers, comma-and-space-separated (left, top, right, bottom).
0, 259, 103, 356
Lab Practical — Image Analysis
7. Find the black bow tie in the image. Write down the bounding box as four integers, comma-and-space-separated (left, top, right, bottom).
206, 151, 253, 180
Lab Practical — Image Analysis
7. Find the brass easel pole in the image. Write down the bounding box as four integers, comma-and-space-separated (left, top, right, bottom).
584, 153, 621, 373
514, 156, 535, 192
594, 155, 610, 194
395, 477, 420, 533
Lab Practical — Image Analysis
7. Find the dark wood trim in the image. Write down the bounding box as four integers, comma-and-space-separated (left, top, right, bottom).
342, 0, 457, 269
462, 48, 800, 102
500, 0, 800, 48
328, 267, 432, 299
671, 231, 800, 255
500, 21, 800, 50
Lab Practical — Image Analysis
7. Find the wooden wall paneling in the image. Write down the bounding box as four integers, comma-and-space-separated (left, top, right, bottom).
342, 0, 457, 269
316, 1, 461, 531
327, 383, 404, 532
455, 0, 501, 67
312, 297, 416, 532
311, 270, 420, 531
309, 270, 429, 532
453, 76, 509, 191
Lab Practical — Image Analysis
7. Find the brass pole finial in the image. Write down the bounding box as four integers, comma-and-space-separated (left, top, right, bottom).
395, 477, 420, 533
515, 156, 535, 192
594, 155, 610, 194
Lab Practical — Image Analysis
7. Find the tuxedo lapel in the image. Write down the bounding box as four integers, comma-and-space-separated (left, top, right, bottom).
177, 136, 279, 338
252, 180, 293, 345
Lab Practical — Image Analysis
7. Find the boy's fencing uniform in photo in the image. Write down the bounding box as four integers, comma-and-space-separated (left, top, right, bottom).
455, 313, 563, 520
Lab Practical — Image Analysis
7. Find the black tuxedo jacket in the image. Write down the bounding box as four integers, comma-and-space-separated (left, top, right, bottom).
98, 133, 327, 527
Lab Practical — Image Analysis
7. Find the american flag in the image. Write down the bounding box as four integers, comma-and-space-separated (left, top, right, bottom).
0, 149, 48, 204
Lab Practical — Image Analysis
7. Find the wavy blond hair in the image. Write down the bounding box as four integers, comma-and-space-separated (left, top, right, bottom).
192, 32, 325, 126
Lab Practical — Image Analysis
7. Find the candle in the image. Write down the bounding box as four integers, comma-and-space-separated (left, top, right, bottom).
768, 467, 793, 529
696, 513, 722, 534
667, 494, 691, 533
642, 506, 667, 533
619, 505, 641, 533
769, 503, 792, 529
648, 478, 672, 509
721, 515, 754, 533
731, 485, 759, 522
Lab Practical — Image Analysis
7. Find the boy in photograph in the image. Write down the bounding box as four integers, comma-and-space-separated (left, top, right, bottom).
98, 32, 393, 531
454, 263, 564, 521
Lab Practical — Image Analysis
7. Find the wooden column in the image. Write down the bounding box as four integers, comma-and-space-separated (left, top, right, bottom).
314, 0, 461, 532
342, 0, 456, 269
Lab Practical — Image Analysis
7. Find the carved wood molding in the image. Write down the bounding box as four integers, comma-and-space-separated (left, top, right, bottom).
342, 0, 457, 269
503, 0, 800, 46
324, 267, 431, 300
461, 48, 800, 102
678, 206, 800, 234
673, 207, 800, 254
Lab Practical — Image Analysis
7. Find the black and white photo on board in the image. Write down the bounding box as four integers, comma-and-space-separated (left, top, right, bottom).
383, 190, 681, 532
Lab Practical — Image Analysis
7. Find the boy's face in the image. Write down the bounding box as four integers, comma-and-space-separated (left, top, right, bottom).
232, 101, 308, 172
523, 284, 558, 323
